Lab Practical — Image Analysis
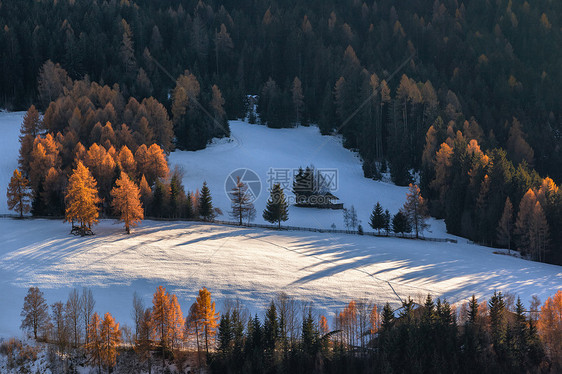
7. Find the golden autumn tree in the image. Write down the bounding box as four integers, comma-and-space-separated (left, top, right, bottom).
319, 315, 329, 336
110, 172, 143, 234
100, 312, 121, 373
7, 169, 32, 217
144, 144, 169, 186
117, 145, 136, 176
65, 161, 101, 235
538, 290, 562, 363
151, 286, 172, 351
194, 288, 219, 354
86, 312, 103, 373
169, 294, 184, 351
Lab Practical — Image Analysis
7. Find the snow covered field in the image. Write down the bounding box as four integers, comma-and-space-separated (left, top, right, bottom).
1, 218, 561, 338
0, 112, 560, 339
169, 120, 455, 238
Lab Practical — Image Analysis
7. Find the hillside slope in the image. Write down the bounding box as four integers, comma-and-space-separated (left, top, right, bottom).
169, 120, 453, 238
1, 219, 561, 338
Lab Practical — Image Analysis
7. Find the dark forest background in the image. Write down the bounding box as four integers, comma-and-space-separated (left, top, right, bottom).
1, 0, 562, 263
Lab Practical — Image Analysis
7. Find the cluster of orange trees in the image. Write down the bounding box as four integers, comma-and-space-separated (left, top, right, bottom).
21, 286, 219, 373
7, 88, 174, 233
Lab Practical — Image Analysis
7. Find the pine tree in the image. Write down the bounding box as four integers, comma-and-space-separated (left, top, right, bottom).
110, 171, 144, 234
489, 291, 506, 348
100, 312, 121, 373
403, 183, 429, 238
229, 176, 254, 225
263, 301, 279, 360
7, 169, 32, 217
263, 183, 289, 228
497, 197, 514, 252
301, 309, 318, 356
218, 312, 233, 355
392, 210, 412, 236
199, 181, 215, 221
20, 287, 51, 340
381, 303, 394, 330
467, 295, 479, 324
384, 209, 391, 234
291, 76, 304, 124
65, 161, 101, 235
369, 202, 386, 234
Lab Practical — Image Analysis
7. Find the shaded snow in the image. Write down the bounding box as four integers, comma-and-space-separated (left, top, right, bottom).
1, 219, 561, 338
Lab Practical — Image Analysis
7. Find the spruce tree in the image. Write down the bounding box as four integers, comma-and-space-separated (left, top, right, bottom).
369, 202, 386, 234
392, 210, 412, 236
199, 181, 214, 221
263, 301, 279, 367
497, 197, 514, 253
384, 209, 391, 234
263, 183, 289, 228
467, 295, 479, 324
218, 312, 233, 356
489, 291, 506, 349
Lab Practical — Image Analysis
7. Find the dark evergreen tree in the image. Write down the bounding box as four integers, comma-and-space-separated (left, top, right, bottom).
199, 181, 214, 221
392, 210, 412, 236
263, 183, 289, 228
369, 202, 386, 234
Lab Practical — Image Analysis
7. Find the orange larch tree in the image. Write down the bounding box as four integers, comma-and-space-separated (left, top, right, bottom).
151, 286, 172, 351
194, 287, 220, 354
538, 290, 562, 363
86, 312, 103, 373
7, 169, 32, 217
100, 312, 121, 373
65, 161, 101, 235
110, 171, 143, 234
169, 294, 184, 351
